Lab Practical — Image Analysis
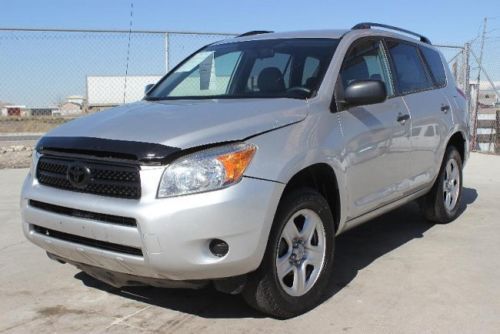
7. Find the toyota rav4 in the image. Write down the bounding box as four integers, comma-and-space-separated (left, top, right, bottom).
21, 23, 469, 318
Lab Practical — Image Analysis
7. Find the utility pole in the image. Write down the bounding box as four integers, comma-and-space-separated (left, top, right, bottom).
471, 17, 487, 151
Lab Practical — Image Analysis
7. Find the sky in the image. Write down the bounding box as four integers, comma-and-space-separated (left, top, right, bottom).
1, 0, 497, 44
0, 0, 499, 107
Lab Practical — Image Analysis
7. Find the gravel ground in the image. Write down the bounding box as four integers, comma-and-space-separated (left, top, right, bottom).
0, 142, 35, 169
0, 153, 499, 333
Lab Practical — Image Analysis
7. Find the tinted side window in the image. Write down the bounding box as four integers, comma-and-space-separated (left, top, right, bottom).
386, 41, 432, 94
420, 46, 447, 87
340, 39, 394, 96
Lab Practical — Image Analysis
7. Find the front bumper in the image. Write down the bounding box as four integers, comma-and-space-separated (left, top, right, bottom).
21, 167, 284, 281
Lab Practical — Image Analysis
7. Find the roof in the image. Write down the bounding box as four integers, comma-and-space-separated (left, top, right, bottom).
215, 27, 433, 48
216, 29, 349, 44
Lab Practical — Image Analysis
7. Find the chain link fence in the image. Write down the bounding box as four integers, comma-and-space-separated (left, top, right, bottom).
437, 28, 500, 155
0, 28, 235, 116
469, 31, 500, 154
435, 45, 470, 94
0, 28, 499, 154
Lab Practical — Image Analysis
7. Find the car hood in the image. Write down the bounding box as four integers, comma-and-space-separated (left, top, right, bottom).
47, 98, 308, 149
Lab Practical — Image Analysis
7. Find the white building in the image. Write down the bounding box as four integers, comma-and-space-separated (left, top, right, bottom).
86, 76, 162, 111
0, 105, 28, 117
66, 95, 85, 106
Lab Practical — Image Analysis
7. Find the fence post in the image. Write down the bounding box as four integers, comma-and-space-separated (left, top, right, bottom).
497, 110, 500, 154
463, 43, 471, 103
463, 43, 473, 149
164, 32, 169, 72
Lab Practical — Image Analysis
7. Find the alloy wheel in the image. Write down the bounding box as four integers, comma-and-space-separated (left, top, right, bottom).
275, 209, 326, 297
443, 158, 460, 213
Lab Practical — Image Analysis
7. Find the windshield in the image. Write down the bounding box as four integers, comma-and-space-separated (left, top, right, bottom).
146, 38, 340, 100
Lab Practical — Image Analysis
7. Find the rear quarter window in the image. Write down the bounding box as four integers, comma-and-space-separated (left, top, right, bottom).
420, 46, 447, 88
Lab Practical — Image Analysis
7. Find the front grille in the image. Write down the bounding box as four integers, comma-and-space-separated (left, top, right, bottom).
32, 225, 143, 256
29, 200, 137, 227
36, 156, 141, 199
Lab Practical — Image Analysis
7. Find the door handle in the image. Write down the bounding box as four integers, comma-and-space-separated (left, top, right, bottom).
397, 113, 410, 124
441, 105, 450, 113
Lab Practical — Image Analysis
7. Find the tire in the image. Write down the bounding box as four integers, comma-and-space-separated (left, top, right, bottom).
419, 145, 463, 223
242, 188, 335, 318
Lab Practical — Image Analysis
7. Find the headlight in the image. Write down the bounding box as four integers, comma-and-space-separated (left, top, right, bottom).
157, 143, 257, 198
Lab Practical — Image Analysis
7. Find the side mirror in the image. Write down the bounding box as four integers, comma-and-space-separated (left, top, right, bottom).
344, 80, 387, 107
144, 84, 155, 94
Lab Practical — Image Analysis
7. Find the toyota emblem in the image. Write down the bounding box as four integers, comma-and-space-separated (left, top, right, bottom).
67, 162, 91, 189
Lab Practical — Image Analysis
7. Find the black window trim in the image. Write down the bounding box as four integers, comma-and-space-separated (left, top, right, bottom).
379, 39, 397, 98
382, 37, 437, 97
381, 38, 401, 98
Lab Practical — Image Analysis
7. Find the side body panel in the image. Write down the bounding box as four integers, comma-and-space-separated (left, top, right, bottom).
246, 30, 469, 235
404, 89, 453, 188
244, 99, 349, 232
338, 97, 412, 219
245, 31, 418, 233
442, 53, 470, 163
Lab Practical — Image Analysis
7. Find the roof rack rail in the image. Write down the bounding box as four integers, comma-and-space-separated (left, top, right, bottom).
237, 30, 273, 38
351, 22, 431, 45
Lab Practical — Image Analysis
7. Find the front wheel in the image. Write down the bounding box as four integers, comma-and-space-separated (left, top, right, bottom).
420, 145, 463, 223
242, 188, 335, 318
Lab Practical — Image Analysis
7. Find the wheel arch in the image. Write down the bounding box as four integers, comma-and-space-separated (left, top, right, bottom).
446, 130, 467, 164
279, 163, 341, 232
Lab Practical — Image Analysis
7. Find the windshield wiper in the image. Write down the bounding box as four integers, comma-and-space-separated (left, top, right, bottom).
143, 96, 163, 101
143, 94, 310, 101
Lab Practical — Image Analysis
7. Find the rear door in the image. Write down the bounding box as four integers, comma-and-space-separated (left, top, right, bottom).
336, 38, 413, 219
385, 40, 453, 189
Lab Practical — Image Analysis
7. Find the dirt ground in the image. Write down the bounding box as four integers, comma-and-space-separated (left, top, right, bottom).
0, 116, 77, 168
0, 142, 35, 169
0, 117, 71, 133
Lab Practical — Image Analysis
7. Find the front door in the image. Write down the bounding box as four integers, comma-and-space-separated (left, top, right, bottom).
336, 38, 413, 220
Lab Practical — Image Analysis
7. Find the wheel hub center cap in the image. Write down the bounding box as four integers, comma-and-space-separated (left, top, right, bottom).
290, 239, 306, 264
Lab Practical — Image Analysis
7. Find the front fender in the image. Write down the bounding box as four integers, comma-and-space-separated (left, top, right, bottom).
244, 112, 350, 232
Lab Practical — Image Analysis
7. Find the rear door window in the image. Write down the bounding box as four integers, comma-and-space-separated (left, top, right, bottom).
420, 46, 447, 88
386, 41, 433, 94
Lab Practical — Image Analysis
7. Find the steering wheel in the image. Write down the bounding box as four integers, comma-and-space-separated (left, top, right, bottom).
286, 86, 312, 95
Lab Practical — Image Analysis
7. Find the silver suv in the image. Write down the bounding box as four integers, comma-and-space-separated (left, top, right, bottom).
21, 23, 469, 318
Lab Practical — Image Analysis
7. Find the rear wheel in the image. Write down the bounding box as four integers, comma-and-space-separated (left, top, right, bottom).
243, 188, 335, 318
420, 145, 463, 223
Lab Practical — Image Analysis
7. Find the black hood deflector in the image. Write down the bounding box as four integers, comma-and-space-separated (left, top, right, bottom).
36, 136, 181, 165
36, 119, 303, 165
